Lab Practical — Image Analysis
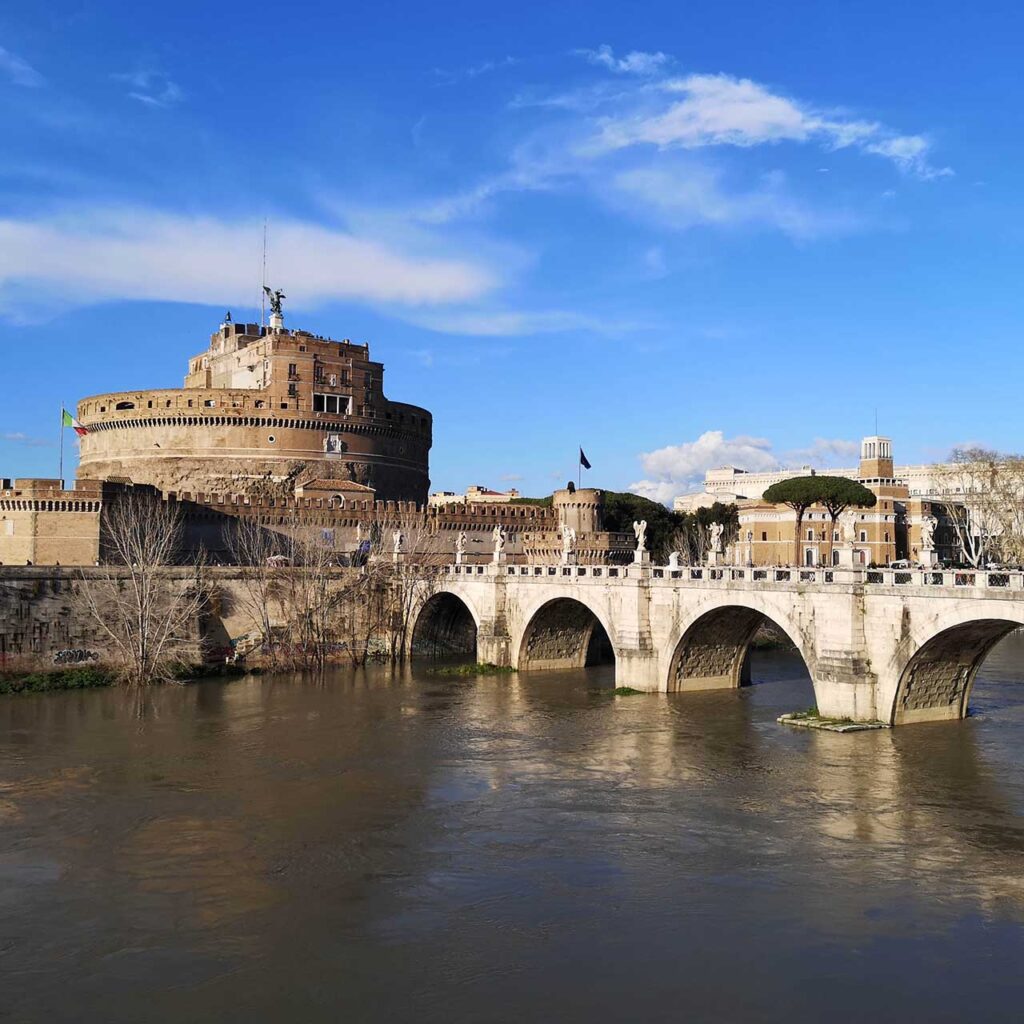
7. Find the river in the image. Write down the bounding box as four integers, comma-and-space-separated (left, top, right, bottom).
3, 635, 1024, 1022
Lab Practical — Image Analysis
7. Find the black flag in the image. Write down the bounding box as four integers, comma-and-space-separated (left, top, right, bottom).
579, 447, 592, 470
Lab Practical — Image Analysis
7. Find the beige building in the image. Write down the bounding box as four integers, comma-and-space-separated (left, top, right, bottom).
429, 485, 522, 507
735, 437, 914, 567
76, 314, 432, 503
0, 479, 104, 566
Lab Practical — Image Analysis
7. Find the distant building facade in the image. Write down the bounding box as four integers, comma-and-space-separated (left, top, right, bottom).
729, 437, 961, 567
429, 485, 522, 507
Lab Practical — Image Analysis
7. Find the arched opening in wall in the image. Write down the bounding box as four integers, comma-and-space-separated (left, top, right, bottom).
518, 598, 615, 672
410, 593, 477, 661
668, 606, 812, 703
892, 618, 1023, 725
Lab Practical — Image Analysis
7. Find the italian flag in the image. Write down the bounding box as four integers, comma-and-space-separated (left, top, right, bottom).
62, 408, 89, 436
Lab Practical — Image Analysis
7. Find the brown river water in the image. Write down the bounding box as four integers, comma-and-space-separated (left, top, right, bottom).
3, 636, 1024, 1022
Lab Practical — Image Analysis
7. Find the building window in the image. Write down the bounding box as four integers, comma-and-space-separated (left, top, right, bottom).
288, 383, 298, 398
288, 363, 298, 379
204, 399, 216, 407
884, 532, 890, 543
312, 393, 352, 415
859, 531, 867, 543
806, 529, 813, 541
761, 532, 767, 542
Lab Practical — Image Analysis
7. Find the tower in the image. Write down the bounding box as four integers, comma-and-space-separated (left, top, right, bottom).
858, 436, 894, 482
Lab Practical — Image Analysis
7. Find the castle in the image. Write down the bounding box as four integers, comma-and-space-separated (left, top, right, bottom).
1, 308, 633, 566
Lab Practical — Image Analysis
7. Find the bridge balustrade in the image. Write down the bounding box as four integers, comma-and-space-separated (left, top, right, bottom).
442, 562, 1024, 593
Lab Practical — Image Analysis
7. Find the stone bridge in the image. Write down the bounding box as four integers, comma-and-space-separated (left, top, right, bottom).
409, 562, 1024, 726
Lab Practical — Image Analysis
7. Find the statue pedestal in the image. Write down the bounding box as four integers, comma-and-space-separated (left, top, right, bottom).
706, 551, 721, 567
455, 551, 464, 566
560, 552, 577, 566
492, 552, 507, 565
633, 550, 650, 566
392, 552, 405, 566
920, 548, 938, 568
835, 546, 860, 568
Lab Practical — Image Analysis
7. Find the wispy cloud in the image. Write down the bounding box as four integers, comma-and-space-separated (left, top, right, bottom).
420, 57, 950, 241
628, 429, 860, 503
112, 69, 183, 108
0, 207, 498, 321
576, 45, 670, 76
610, 164, 859, 239
589, 73, 952, 179
403, 307, 651, 337
0, 46, 44, 87
433, 56, 518, 85
1, 431, 52, 448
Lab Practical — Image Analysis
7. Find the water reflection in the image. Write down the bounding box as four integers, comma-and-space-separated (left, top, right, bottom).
1, 637, 1024, 1021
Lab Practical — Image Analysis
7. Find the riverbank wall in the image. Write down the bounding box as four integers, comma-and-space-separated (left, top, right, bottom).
0, 565, 367, 672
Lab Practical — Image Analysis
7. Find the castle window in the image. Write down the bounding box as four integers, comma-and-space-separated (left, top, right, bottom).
859, 531, 867, 543
288, 383, 298, 398
115, 401, 135, 410
204, 399, 216, 407
761, 532, 767, 542
268, 435, 276, 444
255, 400, 265, 409
313, 393, 352, 415
288, 363, 298, 379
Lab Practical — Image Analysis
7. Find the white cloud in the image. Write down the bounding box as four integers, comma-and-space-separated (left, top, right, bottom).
0, 207, 498, 320
403, 307, 648, 337
577, 45, 669, 76
0, 45, 44, 87
113, 70, 183, 108
588, 73, 951, 179
628, 429, 860, 503
785, 437, 860, 465
1, 431, 51, 448
611, 164, 858, 239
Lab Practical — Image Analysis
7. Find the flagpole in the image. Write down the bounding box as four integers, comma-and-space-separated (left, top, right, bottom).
578, 445, 581, 489
58, 403, 64, 486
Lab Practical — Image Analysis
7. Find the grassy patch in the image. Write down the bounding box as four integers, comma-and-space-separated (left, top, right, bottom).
429, 662, 516, 677
0, 666, 115, 695
611, 686, 643, 696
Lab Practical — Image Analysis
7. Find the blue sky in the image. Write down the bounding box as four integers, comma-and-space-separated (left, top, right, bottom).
2, 1, 1023, 500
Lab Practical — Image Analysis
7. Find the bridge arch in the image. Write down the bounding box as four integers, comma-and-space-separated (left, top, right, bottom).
890, 614, 1024, 725
516, 595, 616, 672
663, 595, 816, 696
409, 589, 480, 660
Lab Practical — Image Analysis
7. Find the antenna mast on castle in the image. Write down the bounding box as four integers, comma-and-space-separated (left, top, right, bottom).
260, 218, 268, 328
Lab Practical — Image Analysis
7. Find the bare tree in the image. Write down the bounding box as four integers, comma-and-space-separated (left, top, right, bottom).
225, 515, 287, 664
934, 448, 1001, 567
369, 508, 450, 662
267, 521, 348, 671
76, 491, 207, 686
